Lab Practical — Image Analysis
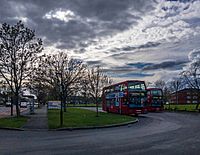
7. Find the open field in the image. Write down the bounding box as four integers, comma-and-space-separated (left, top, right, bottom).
48, 108, 135, 129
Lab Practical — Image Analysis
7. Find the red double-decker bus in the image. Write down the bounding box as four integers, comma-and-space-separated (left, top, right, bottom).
147, 88, 164, 112
102, 80, 148, 115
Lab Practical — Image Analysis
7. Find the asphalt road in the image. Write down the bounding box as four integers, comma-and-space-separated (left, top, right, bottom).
0, 112, 200, 155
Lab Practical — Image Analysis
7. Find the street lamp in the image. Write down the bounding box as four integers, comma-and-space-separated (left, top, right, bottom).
56, 72, 63, 127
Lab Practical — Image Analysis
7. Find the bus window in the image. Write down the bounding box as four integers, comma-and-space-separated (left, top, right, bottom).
122, 98, 128, 105
110, 87, 114, 92
111, 99, 115, 105
106, 100, 111, 107
115, 98, 119, 106
128, 82, 146, 91
115, 85, 120, 91
151, 90, 162, 96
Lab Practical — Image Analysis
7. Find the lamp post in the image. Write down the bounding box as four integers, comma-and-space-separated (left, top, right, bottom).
56, 72, 63, 127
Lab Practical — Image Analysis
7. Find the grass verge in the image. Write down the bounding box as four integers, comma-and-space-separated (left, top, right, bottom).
67, 103, 100, 107
164, 104, 200, 112
0, 116, 28, 128
48, 108, 136, 129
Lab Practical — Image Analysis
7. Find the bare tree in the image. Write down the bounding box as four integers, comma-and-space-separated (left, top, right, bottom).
66, 82, 83, 106
154, 80, 170, 103
33, 52, 86, 112
145, 81, 152, 88
169, 77, 183, 105
80, 77, 90, 105
154, 80, 166, 90
0, 80, 9, 107
181, 59, 200, 109
87, 66, 112, 117
0, 21, 43, 116
25, 79, 51, 106
181, 63, 200, 89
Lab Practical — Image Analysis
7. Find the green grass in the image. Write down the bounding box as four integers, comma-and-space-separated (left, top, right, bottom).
0, 116, 28, 128
67, 103, 100, 107
48, 108, 135, 129
164, 104, 200, 112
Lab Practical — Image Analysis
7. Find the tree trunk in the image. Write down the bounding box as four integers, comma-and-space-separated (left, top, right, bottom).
14, 94, 20, 117
195, 103, 199, 111
63, 95, 67, 112
11, 96, 13, 116
176, 91, 178, 105
96, 98, 99, 117
85, 96, 88, 107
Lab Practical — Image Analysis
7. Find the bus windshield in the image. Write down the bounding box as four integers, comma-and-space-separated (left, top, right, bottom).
129, 92, 146, 107
128, 82, 146, 91
151, 90, 162, 96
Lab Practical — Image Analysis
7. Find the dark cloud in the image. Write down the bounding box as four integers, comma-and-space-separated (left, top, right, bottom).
72, 0, 152, 20
73, 48, 86, 54
103, 66, 134, 73
143, 60, 188, 71
127, 62, 154, 69
86, 60, 104, 66
138, 42, 161, 49
1, 0, 198, 81
117, 72, 154, 78
166, 0, 196, 3
0, 0, 155, 50
184, 18, 200, 28
111, 41, 161, 53
103, 65, 154, 78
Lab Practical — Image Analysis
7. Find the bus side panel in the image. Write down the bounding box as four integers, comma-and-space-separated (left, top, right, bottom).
128, 107, 147, 115
129, 108, 141, 115
149, 106, 163, 112
121, 106, 129, 115
109, 106, 119, 113
102, 100, 106, 112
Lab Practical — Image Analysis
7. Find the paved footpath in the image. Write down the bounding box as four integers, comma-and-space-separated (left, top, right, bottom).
22, 105, 48, 130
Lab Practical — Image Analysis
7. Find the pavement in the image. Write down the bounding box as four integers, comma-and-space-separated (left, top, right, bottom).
22, 105, 48, 130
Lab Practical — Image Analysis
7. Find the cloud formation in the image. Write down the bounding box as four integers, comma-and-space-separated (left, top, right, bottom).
0, 0, 200, 82
188, 48, 200, 61
43, 9, 76, 23
143, 60, 188, 71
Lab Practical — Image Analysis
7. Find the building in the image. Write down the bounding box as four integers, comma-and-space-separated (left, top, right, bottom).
170, 88, 200, 104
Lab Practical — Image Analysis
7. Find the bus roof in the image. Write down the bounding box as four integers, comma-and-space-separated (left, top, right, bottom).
146, 88, 162, 91
103, 80, 145, 89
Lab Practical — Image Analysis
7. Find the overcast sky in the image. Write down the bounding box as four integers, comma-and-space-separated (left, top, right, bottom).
1, 0, 200, 83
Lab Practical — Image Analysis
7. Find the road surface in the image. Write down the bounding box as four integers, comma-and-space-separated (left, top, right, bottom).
0, 112, 200, 155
